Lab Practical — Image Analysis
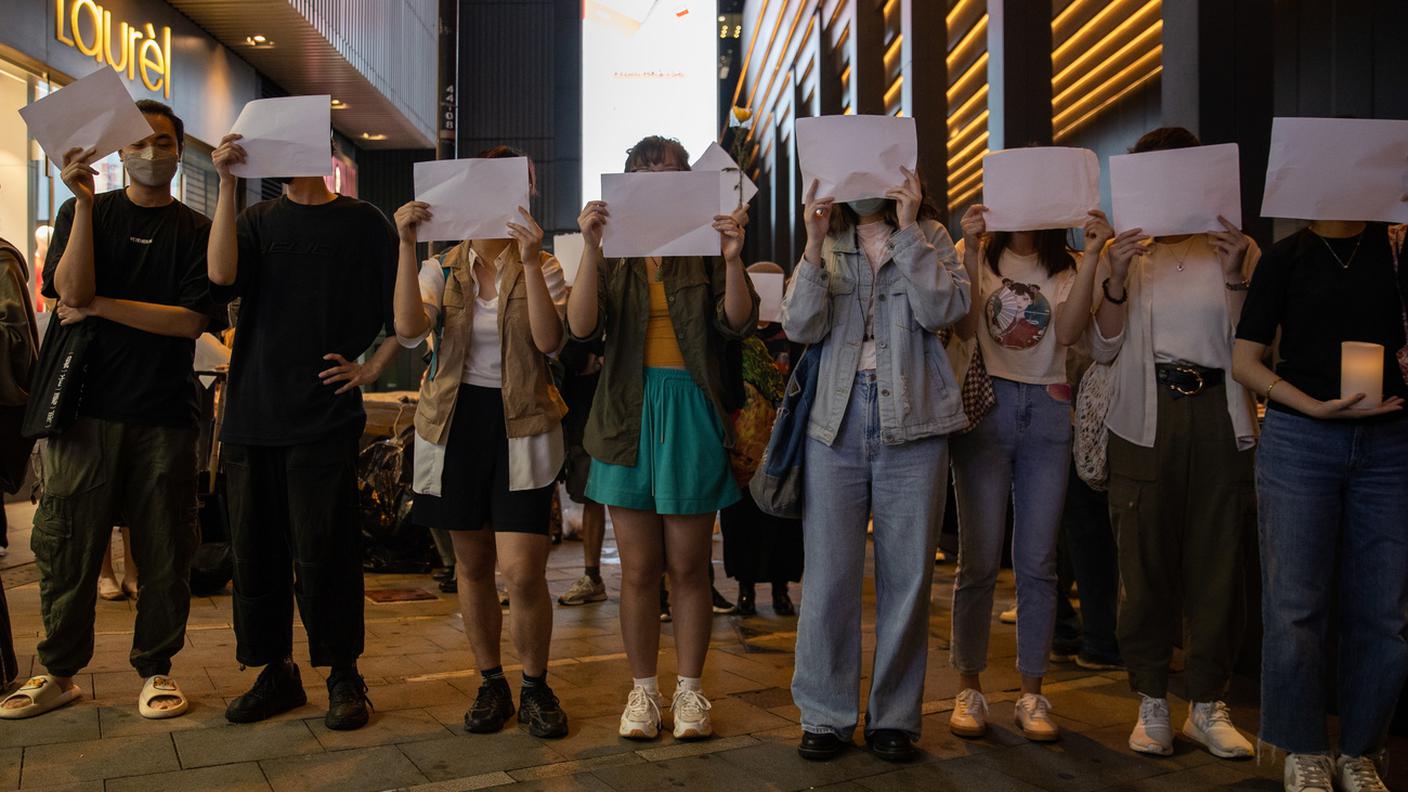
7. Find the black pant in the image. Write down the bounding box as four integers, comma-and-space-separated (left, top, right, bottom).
223, 432, 364, 668
1053, 464, 1121, 664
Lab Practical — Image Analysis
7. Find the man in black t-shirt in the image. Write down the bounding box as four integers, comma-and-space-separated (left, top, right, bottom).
0, 101, 209, 722
207, 128, 399, 732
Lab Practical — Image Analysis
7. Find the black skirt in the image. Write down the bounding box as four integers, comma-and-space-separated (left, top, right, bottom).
411, 384, 554, 534
720, 486, 804, 584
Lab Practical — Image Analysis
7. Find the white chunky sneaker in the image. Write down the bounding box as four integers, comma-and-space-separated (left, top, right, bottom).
557, 575, 607, 606
671, 687, 712, 740
618, 685, 663, 739
949, 688, 989, 738
1337, 755, 1389, 792
1014, 693, 1059, 742
1182, 700, 1253, 758
1283, 754, 1335, 792
1129, 695, 1173, 756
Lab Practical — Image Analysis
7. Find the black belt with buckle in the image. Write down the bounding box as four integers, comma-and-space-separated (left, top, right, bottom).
1155, 362, 1224, 398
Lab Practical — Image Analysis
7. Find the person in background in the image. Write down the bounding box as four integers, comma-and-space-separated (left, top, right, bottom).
784, 170, 969, 763
719, 266, 802, 617
945, 208, 1109, 743
1233, 219, 1407, 792
567, 135, 758, 742
0, 230, 37, 559
208, 131, 400, 731
392, 146, 570, 739
0, 101, 209, 721
1065, 127, 1259, 760
557, 335, 610, 607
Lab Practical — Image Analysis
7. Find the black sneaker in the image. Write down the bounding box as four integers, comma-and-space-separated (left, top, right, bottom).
464, 677, 515, 733
225, 659, 308, 724
325, 672, 372, 731
518, 684, 568, 738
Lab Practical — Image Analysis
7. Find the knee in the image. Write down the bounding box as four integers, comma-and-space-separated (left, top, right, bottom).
457, 552, 496, 584
665, 557, 708, 590
498, 560, 545, 594
620, 559, 664, 592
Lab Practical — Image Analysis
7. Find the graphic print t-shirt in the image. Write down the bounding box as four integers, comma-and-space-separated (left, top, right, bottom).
975, 248, 1077, 385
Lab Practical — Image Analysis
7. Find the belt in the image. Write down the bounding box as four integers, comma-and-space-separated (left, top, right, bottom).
1155, 362, 1224, 398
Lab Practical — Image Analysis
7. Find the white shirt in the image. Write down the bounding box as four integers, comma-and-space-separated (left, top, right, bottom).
974, 248, 1078, 385
399, 248, 568, 491
1145, 236, 1229, 368
855, 220, 891, 371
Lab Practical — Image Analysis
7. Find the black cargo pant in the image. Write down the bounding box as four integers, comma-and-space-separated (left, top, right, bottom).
222, 431, 364, 668
32, 418, 199, 678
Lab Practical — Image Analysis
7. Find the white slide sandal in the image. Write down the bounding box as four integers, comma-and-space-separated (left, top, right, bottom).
0, 675, 82, 719
138, 675, 189, 719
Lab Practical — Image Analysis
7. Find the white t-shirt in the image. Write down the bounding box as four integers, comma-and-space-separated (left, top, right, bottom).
974, 248, 1078, 385
1144, 236, 1227, 369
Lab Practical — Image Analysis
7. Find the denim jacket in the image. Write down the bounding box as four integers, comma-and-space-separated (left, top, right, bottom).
781, 220, 969, 446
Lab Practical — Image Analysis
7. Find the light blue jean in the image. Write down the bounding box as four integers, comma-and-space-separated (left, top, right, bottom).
1256, 409, 1408, 758
792, 372, 948, 741
950, 378, 1073, 678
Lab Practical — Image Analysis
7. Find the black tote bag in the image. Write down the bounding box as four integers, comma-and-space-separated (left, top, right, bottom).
20, 313, 94, 439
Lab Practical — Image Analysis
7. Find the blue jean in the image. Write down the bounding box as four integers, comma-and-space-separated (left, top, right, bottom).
950, 378, 1073, 678
792, 372, 947, 740
1256, 409, 1408, 758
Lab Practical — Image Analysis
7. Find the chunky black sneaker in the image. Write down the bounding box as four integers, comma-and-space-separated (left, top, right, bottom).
518, 683, 568, 738
325, 672, 372, 731
464, 678, 514, 734
225, 659, 307, 724
866, 729, 916, 763
798, 730, 846, 761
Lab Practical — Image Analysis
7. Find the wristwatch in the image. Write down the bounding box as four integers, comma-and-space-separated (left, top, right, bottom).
1225, 279, 1251, 292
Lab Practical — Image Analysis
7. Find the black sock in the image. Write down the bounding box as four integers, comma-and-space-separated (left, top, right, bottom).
482, 665, 505, 683
521, 671, 546, 689
330, 661, 358, 681
584, 566, 601, 582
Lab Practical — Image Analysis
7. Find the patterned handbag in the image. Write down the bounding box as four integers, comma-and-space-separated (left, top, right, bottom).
940, 328, 997, 434
1073, 361, 1114, 491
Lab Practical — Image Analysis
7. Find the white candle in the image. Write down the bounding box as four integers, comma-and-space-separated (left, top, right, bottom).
1341, 341, 1384, 409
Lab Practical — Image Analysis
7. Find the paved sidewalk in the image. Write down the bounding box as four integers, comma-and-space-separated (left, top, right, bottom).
0, 500, 1399, 791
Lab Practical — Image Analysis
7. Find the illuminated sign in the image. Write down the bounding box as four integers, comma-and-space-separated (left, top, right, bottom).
54, 0, 172, 99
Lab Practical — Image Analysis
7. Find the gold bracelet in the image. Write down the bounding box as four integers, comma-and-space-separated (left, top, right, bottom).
1265, 377, 1284, 400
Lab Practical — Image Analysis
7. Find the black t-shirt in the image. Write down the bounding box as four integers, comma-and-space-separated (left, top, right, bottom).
1236, 223, 1408, 419
215, 195, 396, 445
43, 190, 212, 427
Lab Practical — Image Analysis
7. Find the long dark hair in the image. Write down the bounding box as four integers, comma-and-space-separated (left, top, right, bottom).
983, 230, 1075, 278
827, 170, 941, 236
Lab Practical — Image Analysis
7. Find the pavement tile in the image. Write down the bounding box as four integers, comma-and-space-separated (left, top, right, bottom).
96, 697, 230, 738
400, 732, 565, 781
966, 738, 1166, 792
307, 708, 453, 751
589, 753, 780, 792
713, 737, 901, 789
173, 719, 322, 768
19, 733, 179, 788
104, 761, 272, 792
853, 754, 1048, 791
0, 746, 18, 789
632, 734, 758, 761
492, 773, 617, 791
507, 752, 644, 782
397, 771, 515, 792
259, 745, 428, 792
0, 705, 99, 749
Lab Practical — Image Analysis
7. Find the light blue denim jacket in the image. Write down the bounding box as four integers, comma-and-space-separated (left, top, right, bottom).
781, 219, 970, 447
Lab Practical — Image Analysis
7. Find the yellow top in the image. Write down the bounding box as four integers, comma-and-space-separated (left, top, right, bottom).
643, 276, 686, 369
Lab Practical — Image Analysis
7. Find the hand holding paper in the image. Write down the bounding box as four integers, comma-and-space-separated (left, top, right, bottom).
1261, 117, 1408, 223
981, 147, 1100, 231
18, 67, 154, 166
1109, 143, 1241, 237
796, 115, 917, 203
413, 157, 531, 242
228, 95, 333, 179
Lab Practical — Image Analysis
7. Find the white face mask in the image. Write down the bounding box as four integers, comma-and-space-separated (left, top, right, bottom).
123, 147, 179, 187
846, 198, 887, 216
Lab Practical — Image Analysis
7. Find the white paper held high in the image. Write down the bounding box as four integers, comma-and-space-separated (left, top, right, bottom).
18, 68, 154, 165
601, 171, 723, 258
414, 158, 531, 242
693, 142, 758, 210
981, 147, 1100, 231
228, 95, 333, 179
796, 115, 917, 203
1261, 117, 1408, 223
1109, 143, 1241, 237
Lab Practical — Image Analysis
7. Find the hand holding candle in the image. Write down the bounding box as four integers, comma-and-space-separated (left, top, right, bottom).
1341, 342, 1384, 410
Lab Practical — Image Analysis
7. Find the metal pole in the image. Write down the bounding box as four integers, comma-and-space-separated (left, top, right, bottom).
433, 0, 458, 254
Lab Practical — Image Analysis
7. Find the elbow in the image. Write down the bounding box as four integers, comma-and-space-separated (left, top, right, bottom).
1055, 325, 1080, 348
209, 270, 235, 287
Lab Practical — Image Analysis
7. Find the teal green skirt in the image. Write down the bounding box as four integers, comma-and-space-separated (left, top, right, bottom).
586, 368, 740, 515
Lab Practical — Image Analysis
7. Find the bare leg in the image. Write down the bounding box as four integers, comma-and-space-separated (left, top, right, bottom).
610, 506, 665, 679
662, 513, 715, 678
452, 530, 503, 671
495, 532, 552, 677
120, 526, 138, 594
581, 500, 605, 573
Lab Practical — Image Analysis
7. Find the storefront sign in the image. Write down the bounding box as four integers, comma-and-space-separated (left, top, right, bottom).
54, 0, 172, 99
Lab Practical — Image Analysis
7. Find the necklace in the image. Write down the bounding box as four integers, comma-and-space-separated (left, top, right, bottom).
1161, 236, 1196, 272
1315, 231, 1363, 270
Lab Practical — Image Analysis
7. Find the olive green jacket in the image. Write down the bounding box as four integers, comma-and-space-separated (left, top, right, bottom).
569, 256, 759, 467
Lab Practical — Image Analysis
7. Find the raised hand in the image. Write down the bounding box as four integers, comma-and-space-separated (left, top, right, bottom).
507, 206, 544, 264
211, 134, 246, 181
885, 166, 923, 229
1107, 228, 1150, 281
1209, 215, 1251, 278
1083, 210, 1114, 251
60, 147, 97, 204
959, 204, 987, 249
802, 179, 834, 264
578, 200, 609, 249
713, 206, 749, 262
394, 201, 432, 245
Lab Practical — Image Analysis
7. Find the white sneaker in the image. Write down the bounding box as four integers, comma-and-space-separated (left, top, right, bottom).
618, 685, 663, 739
1014, 693, 1059, 742
1337, 755, 1389, 792
558, 575, 607, 606
1283, 754, 1335, 792
1129, 695, 1173, 756
671, 687, 712, 740
1182, 700, 1252, 759
999, 606, 1017, 624
949, 688, 988, 738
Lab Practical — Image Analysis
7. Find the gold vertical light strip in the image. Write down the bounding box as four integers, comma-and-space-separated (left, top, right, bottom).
730, 0, 773, 109
1051, 0, 1163, 141
947, 2, 988, 208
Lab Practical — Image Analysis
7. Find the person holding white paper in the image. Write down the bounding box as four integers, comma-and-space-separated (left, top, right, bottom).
0, 100, 212, 723
206, 130, 398, 733
1232, 218, 1407, 792
944, 208, 1109, 744
1064, 127, 1260, 760
783, 167, 969, 763
391, 146, 571, 740
566, 135, 759, 743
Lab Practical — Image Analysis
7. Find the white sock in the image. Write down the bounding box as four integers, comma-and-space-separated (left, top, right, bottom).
676, 676, 702, 693
633, 676, 659, 695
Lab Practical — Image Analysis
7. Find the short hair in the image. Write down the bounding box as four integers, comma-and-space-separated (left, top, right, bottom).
135, 99, 184, 150
624, 136, 690, 172
1130, 126, 1200, 154
478, 144, 529, 161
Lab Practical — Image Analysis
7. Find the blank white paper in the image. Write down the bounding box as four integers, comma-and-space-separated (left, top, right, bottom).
601, 170, 723, 258
981, 147, 1100, 231
750, 271, 784, 323
1261, 117, 1408, 223
1109, 143, 1241, 237
553, 232, 586, 286
414, 157, 531, 242
228, 95, 333, 179
796, 115, 917, 203
18, 67, 154, 165
693, 141, 758, 210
